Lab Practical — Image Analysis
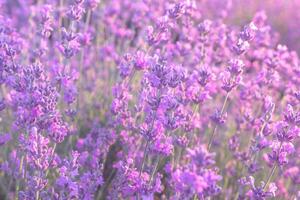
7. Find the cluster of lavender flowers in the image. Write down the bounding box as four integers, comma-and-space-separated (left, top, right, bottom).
0, 0, 299, 199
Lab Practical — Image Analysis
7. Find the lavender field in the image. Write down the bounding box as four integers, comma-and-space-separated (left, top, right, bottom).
0, 0, 300, 199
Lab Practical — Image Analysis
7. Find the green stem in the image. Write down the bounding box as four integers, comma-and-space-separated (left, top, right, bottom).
77, 10, 92, 113
208, 125, 218, 151
221, 92, 230, 113
45, 143, 57, 177
149, 156, 160, 184
139, 141, 149, 176
263, 142, 282, 190
193, 194, 198, 200
35, 191, 40, 200
84, 10, 92, 33
208, 92, 230, 151
15, 155, 24, 200
263, 164, 277, 190
233, 192, 239, 200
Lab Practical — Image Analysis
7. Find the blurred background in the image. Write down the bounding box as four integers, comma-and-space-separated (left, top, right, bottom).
201, 0, 300, 53
3, 0, 300, 53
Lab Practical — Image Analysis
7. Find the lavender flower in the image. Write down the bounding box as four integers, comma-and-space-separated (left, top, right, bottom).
0, 1, 299, 200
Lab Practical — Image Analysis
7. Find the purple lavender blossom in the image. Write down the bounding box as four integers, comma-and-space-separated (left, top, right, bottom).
0, 1, 299, 200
